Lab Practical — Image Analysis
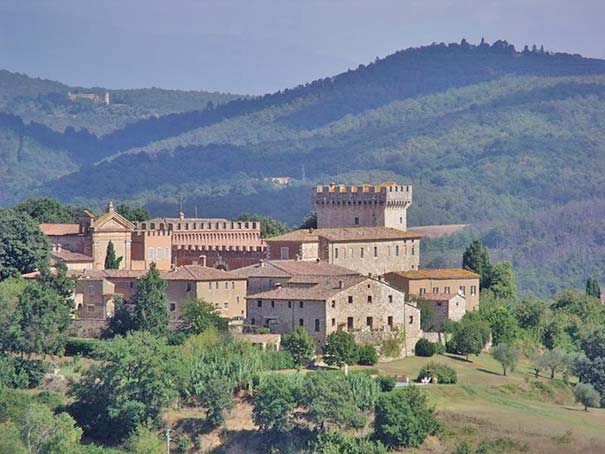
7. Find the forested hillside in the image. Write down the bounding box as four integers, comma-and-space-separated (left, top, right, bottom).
2, 39, 605, 295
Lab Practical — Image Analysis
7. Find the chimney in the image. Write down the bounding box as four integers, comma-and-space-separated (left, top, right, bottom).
259, 259, 265, 268
106, 201, 114, 213
200, 255, 207, 267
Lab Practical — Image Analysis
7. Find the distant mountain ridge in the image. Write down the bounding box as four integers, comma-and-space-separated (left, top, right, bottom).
3, 39, 605, 295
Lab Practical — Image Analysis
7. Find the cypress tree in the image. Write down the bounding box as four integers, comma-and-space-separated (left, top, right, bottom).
586, 277, 601, 299
132, 263, 168, 336
104, 241, 123, 269
462, 239, 492, 289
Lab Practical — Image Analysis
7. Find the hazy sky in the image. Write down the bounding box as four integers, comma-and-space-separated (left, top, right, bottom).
1, 0, 604, 95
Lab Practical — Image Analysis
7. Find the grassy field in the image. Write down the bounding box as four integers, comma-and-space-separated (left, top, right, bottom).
371, 353, 605, 454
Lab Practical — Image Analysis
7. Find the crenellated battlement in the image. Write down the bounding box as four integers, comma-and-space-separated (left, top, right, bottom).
136, 219, 261, 232
313, 182, 412, 230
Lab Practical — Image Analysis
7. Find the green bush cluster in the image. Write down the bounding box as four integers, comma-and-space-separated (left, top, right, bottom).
0, 356, 48, 389
415, 338, 444, 357
376, 375, 397, 392
417, 362, 457, 384
64, 337, 103, 358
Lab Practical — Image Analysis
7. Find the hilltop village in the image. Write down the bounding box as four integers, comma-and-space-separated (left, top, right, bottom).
35, 182, 479, 354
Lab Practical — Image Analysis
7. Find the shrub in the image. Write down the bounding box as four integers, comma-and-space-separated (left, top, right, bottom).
312, 431, 388, 454
357, 344, 378, 365
346, 372, 380, 411
253, 374, 299, 432
64, 337, 103, 358
374, 386, 439, 448
376, 375, 396, 392
260, 350, 296, 370
323, 331, 359, 367
282, 326, 315, 366
0, 356, 48, 389
434, 342, 446, 355
417, 362, 457, 384
415, 338, 437, 357
574, 383, 600, 411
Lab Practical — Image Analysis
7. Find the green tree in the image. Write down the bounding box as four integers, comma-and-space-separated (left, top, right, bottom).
513, 298, 546, 329
132, 263, 168, 336
299, 211, 318, 230
235, 213, 288, 238
0, 209, 50, 279
586, 277, 601, 299
417, 299, 436, 331
491, 343, 519, 376
488, 261, 517, 299
574, 383, 600, 411
20, 403, 83, 454
480, 302, 519, 345
374, 386, 438, 448
312, 431, 388, 454
346, 372, 380, 411
448, 314, 490, 361
116, 204, 150, 222
126, 424, 165, 454
103, 241, 123, 269
540, 348, 568, 379
357, 344, 378, 365
68, 332, 178, 442
102, 299, 136, 338
0, 277, 26, 354
0, 422, 27, 454
282, 326, 315, 366
16, 281, 72, 357
462, 239, 492, 289
180, 299, 228, 334
323, 330, 359, 367
196, 375, 234, 427
15, 197, 78, 223
300, 372, 365, 430
37, 262, 77, 300
253, 374, 298, 432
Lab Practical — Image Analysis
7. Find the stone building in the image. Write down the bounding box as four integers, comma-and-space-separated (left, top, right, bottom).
266, 227, 420, 276
313, 182, 412, 230
69, 265, 247, 326
414, 293, 466, 332
232, 259, 358, 295
385, 269, 480, 312
246, 275, 420, 354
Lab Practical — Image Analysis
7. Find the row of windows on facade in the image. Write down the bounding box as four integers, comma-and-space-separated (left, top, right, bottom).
141, 221, 257, 231
256, 294, 395, 309
148, 247, 171, 261
249, 315, 412, 332
82, 300, 239, 313
418, 285, 477, 296
334, 244, 414, 260
352, 216, 404, 225
87, 281, 239, 296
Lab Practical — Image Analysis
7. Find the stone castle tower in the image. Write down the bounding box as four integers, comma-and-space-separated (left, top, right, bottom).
312, 182, 412, 231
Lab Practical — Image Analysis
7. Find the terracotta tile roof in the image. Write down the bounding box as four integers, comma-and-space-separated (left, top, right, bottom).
248, 275, 367, 301
51, 249, 93, 263
267, 227, 420, 243
164, 265, 245, 281
232, 260, 358, 279
39, 224, 80, 236
388, 268, 480, 280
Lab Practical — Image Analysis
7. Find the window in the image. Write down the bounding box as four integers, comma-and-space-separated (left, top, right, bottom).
366, 316, 373, 328
148, 247, 154, 260
232, 281, 235, 289
169, 303, 176, 312
349, 247, 353, 257
373, 246, 378, 258
288, 301, 292, 308
411, 246, 415, 256
387, 316, 393, 327
348, 296, 353, 304
236, 297, 240, 304
459, 286, 466, 296
88, 285, 94, 296
315, 319, 320, 332
387, 246, 391, 257
257, 300, 262, 308
129, 281, 134, 289
165, 248, 170, 260
87, 304, 95, 312
332, 318, 336, 326
395, 245, 400, 256
388, 295, 393, 303
208, 282, 212, 290
334, 248, 339, 259
251, 318, 256, 325
299, 301, 304, 308
470, 285, 477, 296
225, 282, 229, 289
224, 302, 228, 309
299, 318, 304, 326
432, 287, 439, 293
331, 300, 336, 308
271, 300, 275, 308
354, 217, 359, 225
444, 286, 450, 294
186, 283, 192, 292
280, 247, 289, 260
156, 247, 162, 260
360, 247, 364, 258
367, 295, 372, 304
400, 217, 403, 224
419, 288, 426, 295
408, 316, 414, 324
215, 282, 219, 289
347, 317, 354, 329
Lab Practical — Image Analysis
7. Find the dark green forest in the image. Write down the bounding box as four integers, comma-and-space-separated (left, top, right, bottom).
2, 40, 605, 295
